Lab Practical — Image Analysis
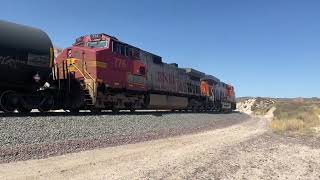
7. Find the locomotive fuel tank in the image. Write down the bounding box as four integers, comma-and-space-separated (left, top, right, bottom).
0, 20, 53, 92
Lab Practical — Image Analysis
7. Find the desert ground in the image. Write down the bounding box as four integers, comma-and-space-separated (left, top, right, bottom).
1, 107, 320, 179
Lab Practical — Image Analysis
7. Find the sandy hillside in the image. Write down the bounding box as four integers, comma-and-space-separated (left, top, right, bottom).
237, 98, 256, 114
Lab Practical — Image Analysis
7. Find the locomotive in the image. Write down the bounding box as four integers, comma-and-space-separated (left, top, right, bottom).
0, 20, 236, 113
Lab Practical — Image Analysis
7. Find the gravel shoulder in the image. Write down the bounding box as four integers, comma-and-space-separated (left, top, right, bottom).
0, 112, 248, 163
1, 112, 320, 179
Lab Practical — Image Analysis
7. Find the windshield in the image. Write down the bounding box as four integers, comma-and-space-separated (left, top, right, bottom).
87, 40, 108, 48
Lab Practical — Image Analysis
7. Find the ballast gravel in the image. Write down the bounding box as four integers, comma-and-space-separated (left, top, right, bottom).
0, 112, 249, 163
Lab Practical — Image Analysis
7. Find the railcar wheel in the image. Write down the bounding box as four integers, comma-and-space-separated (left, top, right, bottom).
0, 91, 19, 113
38, 95, 54, 113
112, 108, 120, 114
17, 106, 32, 114
130, 108, 136, 113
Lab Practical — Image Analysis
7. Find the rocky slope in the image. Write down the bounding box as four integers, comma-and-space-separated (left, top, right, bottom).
237, 97, 276, 115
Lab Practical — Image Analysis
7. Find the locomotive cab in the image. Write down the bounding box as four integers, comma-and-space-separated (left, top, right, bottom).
57, 34, 147, 87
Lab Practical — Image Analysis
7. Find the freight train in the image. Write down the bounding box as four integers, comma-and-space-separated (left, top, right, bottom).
0, 20, 236, 113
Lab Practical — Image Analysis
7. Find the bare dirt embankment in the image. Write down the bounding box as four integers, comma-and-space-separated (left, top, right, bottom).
1, 109, 320, 179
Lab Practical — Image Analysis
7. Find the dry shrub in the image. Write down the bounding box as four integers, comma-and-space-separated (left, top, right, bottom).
314, 108, 320, 115
269, 119, 305, 132
270, 102, 320, 133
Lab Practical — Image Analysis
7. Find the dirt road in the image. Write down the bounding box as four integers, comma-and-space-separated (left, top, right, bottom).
1, 113, 320, 179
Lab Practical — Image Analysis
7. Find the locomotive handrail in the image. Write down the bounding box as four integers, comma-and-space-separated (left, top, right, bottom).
56, 58, 97, 101
67, 60, 96, 97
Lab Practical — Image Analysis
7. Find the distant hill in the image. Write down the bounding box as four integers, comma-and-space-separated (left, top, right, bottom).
237, 97, 319, 103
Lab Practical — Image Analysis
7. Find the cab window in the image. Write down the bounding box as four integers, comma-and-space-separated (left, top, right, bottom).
112, 41, 126, 56
87, 40, 108, 48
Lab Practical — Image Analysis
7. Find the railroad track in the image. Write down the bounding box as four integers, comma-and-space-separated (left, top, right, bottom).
0, 110, 238, 117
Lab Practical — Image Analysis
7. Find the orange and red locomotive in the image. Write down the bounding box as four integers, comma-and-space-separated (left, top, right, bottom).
55, 33, 236, 113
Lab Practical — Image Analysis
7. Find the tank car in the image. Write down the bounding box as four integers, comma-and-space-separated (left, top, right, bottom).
0, 20, 54, 113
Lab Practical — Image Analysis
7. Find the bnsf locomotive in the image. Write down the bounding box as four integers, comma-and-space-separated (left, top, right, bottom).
0, 20, 236, 113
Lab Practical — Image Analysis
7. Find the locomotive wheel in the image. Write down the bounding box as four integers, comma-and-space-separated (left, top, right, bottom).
0, 90, 19, 113
191, 106, 196, 112
69, 109, 80, 113
90, 109, 101, 114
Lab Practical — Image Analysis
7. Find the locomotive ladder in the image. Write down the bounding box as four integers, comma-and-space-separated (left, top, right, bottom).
61, 58, 97, 106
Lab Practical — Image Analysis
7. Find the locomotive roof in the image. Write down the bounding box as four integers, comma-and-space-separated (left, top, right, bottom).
86, 33, 142, 49
201, 75, 220, 83
139, 49, 162, 59
184, 68, 206, 78
79, 33, 118, 41
77, 33, 164, 60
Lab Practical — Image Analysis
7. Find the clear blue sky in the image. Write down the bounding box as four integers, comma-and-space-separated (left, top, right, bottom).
1, 0, 319, 98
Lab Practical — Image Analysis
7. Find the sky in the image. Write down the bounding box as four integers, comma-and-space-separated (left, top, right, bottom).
1, 0, 320, 98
